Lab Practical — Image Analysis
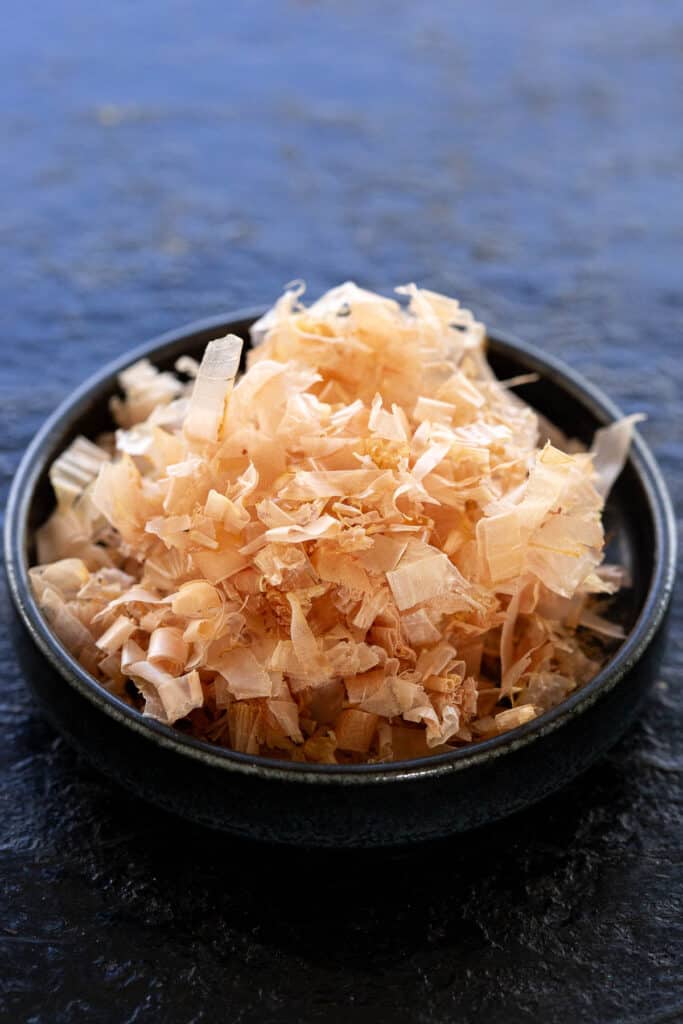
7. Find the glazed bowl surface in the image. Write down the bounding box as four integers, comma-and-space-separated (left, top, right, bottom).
4, 311, 676, 847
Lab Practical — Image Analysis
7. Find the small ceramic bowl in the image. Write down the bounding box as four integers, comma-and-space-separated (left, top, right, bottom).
4, 311, 676, 847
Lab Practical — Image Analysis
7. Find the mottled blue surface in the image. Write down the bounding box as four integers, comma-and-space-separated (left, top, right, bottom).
1, 2, 681, 1022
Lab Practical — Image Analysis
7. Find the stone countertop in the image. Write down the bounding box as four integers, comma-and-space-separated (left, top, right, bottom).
1, 2, 681, 1021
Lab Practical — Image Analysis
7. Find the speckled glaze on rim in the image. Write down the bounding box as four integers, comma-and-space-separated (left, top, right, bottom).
4, 311, 677, 845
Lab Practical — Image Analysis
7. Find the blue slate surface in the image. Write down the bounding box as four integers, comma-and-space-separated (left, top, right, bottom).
1, 2, 681, 1021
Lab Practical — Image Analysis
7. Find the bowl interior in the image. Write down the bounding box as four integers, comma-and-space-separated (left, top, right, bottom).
13, 314, 663, 775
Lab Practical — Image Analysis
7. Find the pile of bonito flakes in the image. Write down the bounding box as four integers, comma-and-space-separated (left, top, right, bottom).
30, 283, 637, 763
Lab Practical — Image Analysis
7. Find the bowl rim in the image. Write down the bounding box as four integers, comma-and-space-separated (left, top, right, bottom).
4, 309, 677, 786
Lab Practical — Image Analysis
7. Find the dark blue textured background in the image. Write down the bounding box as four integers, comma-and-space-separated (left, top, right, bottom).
1, 3, 681, 1021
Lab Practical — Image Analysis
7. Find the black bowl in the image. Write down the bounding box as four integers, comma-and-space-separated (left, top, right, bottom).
4, 311, 676, 847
